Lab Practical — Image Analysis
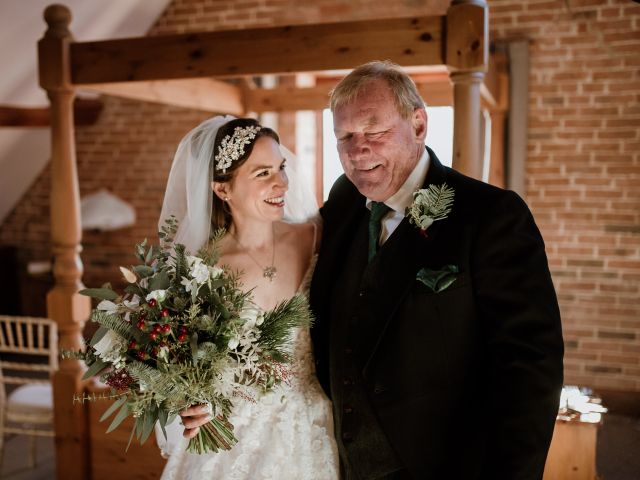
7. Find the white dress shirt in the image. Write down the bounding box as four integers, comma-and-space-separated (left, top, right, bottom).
366, 147, 430, 245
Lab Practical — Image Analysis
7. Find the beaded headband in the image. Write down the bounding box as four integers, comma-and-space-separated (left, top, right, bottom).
214, 125, 262, 174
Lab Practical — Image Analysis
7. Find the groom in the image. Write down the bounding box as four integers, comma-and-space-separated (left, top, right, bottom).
310, 61, 564, 479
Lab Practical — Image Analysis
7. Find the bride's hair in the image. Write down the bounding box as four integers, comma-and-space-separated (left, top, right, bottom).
210, 118, 280, 230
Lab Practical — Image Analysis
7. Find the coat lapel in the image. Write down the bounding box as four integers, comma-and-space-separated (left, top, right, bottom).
359, 148, 451, 370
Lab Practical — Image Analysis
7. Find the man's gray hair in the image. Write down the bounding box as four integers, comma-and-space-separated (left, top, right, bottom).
330, 60, 426, 119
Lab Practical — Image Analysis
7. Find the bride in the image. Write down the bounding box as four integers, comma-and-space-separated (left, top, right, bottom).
156, 116, 339, 479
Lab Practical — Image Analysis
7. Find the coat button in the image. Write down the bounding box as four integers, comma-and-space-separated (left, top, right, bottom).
344, 347, 352, 355
358, 291, 365, 297
342, 432, 353, 442
343, 378, 352, 386
344, 406, 353, 414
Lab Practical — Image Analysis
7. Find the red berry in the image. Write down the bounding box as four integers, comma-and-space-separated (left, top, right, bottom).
161, 308, 170, 318
178, 325, 187, 333
136, 320, 146, 331
152, 324, 162, 333
148, 298, 157, 308
128, 340, 137, 350
149, 332, 158, 341
177, 333, 188, 342
161, 324, 171, 334
137, 350, 146, 360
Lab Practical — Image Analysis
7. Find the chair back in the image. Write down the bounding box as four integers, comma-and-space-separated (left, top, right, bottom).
0, 316, 58, 386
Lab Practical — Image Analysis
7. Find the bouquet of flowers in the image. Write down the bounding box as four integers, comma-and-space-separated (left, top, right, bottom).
66, 217, 311, 454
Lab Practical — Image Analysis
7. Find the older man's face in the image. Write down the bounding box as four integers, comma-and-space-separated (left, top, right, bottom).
333, 78, 427, 202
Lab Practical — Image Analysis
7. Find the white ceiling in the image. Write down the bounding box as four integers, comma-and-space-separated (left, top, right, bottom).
0, 0, 171, 225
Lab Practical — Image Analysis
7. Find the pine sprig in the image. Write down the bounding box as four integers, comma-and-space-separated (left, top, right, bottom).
258, 294, 312, 361
407, 183, 455, 230
91, 310, 142, 342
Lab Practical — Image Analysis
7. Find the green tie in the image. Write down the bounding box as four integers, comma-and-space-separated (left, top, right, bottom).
368, 201, 392, 261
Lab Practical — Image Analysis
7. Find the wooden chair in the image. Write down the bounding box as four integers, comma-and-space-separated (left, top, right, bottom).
0, 315, 58, 470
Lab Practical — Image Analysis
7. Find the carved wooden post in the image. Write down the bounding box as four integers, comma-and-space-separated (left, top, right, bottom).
446, 0, 488, 179
38, 5, 91, 479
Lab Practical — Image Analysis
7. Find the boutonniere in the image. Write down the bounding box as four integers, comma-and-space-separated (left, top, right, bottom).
416, 265, 459, 293
406, 183, 455, 237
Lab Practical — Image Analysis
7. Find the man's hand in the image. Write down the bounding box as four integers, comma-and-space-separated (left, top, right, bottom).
180, 404, 212, 439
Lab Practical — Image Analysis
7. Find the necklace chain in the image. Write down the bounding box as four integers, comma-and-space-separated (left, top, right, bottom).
230, 225, 277, 282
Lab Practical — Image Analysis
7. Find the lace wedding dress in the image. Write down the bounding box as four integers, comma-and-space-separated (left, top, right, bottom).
158, 257, 339, 480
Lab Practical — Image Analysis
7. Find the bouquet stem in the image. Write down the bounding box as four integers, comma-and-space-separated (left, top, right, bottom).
187, 416, 238, 454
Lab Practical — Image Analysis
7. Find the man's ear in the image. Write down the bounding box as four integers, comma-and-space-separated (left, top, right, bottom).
412, 108, 428, 144
212, 181, 229, 201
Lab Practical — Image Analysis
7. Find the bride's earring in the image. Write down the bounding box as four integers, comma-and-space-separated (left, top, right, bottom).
224, 197, 229, 202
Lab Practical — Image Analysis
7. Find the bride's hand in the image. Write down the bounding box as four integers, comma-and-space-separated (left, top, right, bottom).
179, 404, 212, 439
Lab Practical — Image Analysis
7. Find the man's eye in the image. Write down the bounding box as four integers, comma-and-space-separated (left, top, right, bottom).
338, 134, 352, 142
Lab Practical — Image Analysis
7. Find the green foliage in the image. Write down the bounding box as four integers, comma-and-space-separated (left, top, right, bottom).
258, 294, 312, 361
91, 310, 142, 342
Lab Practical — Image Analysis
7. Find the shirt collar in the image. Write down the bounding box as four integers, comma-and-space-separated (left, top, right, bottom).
366, 147, 430, 213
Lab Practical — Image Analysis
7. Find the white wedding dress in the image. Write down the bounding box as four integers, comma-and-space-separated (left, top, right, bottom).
158, 257, 340, 480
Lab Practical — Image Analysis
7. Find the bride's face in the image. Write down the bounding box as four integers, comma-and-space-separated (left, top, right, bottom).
217, 136, 289, 223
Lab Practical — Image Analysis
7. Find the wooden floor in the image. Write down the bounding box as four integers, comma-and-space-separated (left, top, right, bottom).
2, 414, 639, 479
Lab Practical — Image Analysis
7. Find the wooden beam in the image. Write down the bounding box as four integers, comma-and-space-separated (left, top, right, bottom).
81, 78, 244, 115
0, 99, 103, 127
70, 16, 443, 84
246, 79, 454, 113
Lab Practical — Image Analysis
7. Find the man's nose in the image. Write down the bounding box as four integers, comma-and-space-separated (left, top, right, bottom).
347, 135, 370, 159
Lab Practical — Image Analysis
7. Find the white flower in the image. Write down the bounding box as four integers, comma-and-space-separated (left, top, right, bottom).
191, 262, 210, 284
146, 289, 167, 304
97, 300, 118, 312
240, 305, 262, 329
209, 266, 224, 279
157, 345, 170, 362
228, 337, 240, 350
93, 330, 127, 366
186, 255, 202, 268
181, 276, 197, 294
123, 295, 140, 309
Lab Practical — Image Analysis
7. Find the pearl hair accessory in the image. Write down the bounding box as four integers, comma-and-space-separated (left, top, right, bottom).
215, 125, 262, 173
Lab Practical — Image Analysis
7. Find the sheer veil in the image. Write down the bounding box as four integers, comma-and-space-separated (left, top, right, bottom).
158, 115, 319, 255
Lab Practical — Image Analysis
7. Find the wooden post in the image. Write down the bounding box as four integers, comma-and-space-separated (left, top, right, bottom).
37, 5, 91, 480
446, 0, 488, 179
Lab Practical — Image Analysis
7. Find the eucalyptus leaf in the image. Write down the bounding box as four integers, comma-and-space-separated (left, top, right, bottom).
139, 408, 158, 444
133, 265, 154, 278
99, 395, 127, 422
79, 288, 118, 301
89, 326, 109, 347
158, 408, 169, 440
149, 270, 170, 291
106, 401, 130, 433
81, 359, 108, 380
145, 246, 154, 265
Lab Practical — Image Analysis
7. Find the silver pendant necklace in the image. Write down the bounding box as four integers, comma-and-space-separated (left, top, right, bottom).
231, 225, 277, 282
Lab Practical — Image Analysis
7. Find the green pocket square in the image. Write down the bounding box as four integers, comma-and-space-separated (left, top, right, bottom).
416, 265, 460, 293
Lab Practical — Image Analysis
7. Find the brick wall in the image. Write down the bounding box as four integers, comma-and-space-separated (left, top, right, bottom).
0, 0, 638, 391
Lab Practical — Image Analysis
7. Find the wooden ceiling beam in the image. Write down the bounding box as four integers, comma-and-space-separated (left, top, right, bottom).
0, 98, 103, 127
70, 16, 443, 84
80, 78, 244, 115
